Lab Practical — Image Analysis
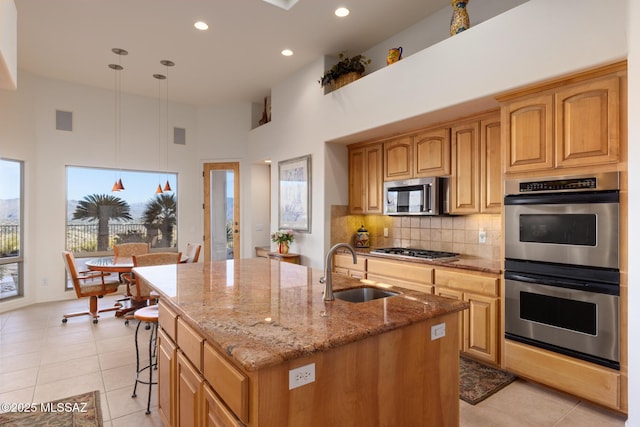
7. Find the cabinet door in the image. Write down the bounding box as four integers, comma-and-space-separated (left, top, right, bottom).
202, 383, 243, 427
555, 76, 620, 168
463, 293, 498, 365
480, 115, 502, 213
503, 94, 554, 173
451, 121, 480, 214
383, 136, 413, 181
434, 287, 464, 351
348, 144, 383, 214
159, 328, 177, 427
414, 128, 451, 177
177, 351, 202, 427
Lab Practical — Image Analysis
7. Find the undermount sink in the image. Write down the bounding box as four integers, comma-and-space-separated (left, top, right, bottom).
333, 286, 399, 303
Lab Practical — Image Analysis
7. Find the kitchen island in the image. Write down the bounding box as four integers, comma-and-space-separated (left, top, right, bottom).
135, 258, 468, 427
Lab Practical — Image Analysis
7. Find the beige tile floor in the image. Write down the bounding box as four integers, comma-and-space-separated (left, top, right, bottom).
0, 294, 629, 426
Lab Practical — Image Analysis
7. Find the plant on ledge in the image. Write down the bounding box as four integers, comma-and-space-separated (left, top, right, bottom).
318, 53, 371, 90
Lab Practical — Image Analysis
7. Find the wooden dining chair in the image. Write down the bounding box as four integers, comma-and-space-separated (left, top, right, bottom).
113, 242, 150, 258
122, 252, 181, 325
185, 243, 202, 263
113, 242, 150, 296
61, 251, 122, 324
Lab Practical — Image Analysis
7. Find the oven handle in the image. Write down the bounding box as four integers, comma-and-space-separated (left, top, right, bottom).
505, 271, 620, 296
504, 190, 619, 205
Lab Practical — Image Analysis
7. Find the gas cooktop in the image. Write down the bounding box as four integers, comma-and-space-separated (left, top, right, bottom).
371, 247, 459, 261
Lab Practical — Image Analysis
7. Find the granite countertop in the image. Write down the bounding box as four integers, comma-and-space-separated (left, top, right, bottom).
349, 248, 502, 274
134, 258, 468, 372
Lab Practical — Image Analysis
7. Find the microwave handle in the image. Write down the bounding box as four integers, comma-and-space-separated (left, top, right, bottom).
424, 183, 432, 213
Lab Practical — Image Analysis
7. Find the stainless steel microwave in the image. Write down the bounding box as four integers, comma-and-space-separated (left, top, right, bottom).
383, 177, 449, 216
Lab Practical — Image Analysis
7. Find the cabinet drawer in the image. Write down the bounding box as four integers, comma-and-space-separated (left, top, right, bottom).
177, 318, 204, 371
159, 300, 178, 342
434, 269, 498, 296
202, 382, 243, 427
367, 258, 433, 284
334, 253, 366, 272
203, 342, 249, 424
367, 274, 433, 294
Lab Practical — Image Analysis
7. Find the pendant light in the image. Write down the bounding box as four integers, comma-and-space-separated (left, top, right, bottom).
153, 71, 167, 194
161, 59, 174, 193
153, 59, 175, 194
110, 47, 127, 192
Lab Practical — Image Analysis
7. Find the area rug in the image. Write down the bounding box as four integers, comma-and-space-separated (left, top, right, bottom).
459, 356, 517, 405
0, 390, 102, 426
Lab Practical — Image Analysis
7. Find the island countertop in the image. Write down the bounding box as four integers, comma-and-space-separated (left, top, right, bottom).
135, 258, 468, 372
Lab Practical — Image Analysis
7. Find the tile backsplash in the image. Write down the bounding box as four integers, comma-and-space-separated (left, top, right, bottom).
331, 205, 501, 260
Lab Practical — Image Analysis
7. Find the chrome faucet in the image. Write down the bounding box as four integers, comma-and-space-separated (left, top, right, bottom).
321, 243, 357, 301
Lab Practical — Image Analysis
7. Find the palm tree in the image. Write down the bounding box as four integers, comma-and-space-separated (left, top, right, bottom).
72, 194, 132, 251
143, 193, 176, 248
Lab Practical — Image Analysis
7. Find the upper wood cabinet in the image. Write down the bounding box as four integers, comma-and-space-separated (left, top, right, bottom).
414, 128, 451, 177
555, 76, 620, 168
349, 143, 383, 214
480, 114, 502, 213
500, 65, 623, 174
451, 120, 480, 214
383, 136, 413, 180
383, 129, 451, 181
451, 111, 501, 215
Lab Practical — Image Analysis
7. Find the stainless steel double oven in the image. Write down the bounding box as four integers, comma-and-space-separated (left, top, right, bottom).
504, 172, 620, 369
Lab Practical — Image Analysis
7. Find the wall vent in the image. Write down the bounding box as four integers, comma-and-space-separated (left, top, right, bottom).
174, 127, 186, 145
56, 110, 73, 131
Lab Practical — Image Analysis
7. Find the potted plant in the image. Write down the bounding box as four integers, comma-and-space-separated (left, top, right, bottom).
271, 230, 294, 254
318, 53, 371, 91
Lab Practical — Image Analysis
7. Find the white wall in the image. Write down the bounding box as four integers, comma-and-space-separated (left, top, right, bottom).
0, 73, 248, 312
0, 0, 17, 90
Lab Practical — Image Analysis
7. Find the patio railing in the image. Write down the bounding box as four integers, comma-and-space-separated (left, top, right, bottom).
66, 222, 175, 253
0, 224, 19, 257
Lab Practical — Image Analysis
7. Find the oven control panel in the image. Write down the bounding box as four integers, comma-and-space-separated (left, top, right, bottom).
505, 172, 619, 195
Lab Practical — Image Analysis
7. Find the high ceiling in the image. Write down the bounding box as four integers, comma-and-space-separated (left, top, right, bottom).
14, 0, 450, 106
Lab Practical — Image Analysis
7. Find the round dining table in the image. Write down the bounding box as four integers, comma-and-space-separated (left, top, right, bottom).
85, 256, 135, 273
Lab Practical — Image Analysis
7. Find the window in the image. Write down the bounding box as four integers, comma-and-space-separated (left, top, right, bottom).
0, 159, 23, 301
66, 166, 178, 256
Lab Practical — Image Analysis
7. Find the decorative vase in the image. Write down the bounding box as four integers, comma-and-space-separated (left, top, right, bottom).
278, 242, 289, 254
450, 0, 470, 36
386, 47, 403, 65
355, 225, 370, 248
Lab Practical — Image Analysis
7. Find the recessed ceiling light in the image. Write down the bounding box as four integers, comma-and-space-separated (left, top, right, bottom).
281, 49, 293, 57
264, 159, 272, 164
335, 7, 350, 17
194, 21, 209, 30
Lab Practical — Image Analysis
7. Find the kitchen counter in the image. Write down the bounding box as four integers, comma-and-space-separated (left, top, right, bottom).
351, 247, 502, 274
135, 258, 468, 372
137, 258, 466, 426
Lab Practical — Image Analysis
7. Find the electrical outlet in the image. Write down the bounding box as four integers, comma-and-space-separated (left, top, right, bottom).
431, 323, 446, 340
478, 230, 487, 244
383, 227, 389, 237
289, 363, 316, 390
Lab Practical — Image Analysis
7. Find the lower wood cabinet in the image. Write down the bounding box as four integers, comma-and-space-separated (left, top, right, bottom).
363, 258, 501, 365
158, 328, 177, 427
177, 350, 203, 427
203, 383, 243, 427
333, 253, 367, 279
160, 301, 246, 427
434, 268, 500, 365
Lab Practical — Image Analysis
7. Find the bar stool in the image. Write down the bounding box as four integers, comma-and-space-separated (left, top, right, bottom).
131, 304, 158, 415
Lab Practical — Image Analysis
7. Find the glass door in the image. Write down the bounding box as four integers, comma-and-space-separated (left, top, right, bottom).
204, 163, 239, 261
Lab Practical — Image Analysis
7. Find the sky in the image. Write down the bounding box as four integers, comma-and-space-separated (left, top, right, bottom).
0, 159, 20, 199
66, 167, 178, 203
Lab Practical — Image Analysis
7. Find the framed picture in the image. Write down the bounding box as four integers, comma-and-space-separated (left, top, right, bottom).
278, 154, 311, 232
